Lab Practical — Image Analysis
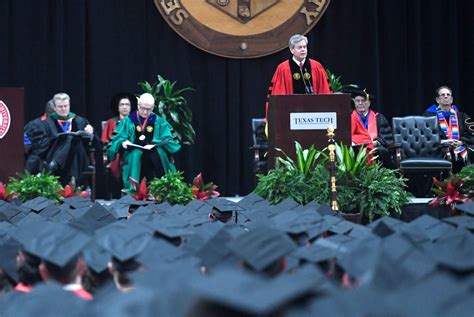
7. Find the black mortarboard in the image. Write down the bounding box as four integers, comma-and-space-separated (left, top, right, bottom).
206, 198, 244, 222
272, 198, 300, 212
237, 192, 270, 210
109, 92, 137, 114
5, 281, 88, 316
62, 196, 93, 210
455, 201, 474, 216
316, 203, 337, 216
68, 202, 117, 234
82, 241, 111, 273
189, 265, 324, 316
21, 197, 56, 213
272, 208, 323, 235
0, 203, 24, 223
0, 221, 15, 241
442, 215, 474, 230
38, 204, 62, 219
95, 221, 152, 262
426, 230, 474, 272
26, 223, 90, 267
227, 226, 297, 272
367, 216, 405, 230
0, 237, 21, 282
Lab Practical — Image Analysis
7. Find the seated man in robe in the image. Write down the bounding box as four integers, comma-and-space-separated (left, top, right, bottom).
24, 99, 55, 174
43, 93, 98, 185
107, 93, 181, 190
423, 86, 474, 171
101, 93, 135, 198
349, 87, 393, 167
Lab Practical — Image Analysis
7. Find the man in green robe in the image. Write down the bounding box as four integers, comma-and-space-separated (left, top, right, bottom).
107, 93, 181, 190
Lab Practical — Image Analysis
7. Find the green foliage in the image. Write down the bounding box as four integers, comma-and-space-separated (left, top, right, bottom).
356, 165, 410, 222
275, 141, 326, 178
255, 164, 331, 206
138, 75, 195, 145
148, 171, 193, 205
335, 143, 374, 179
8, 171, 62, 202
326, 69, 358, 93
255, 142, 410, 223
456, 165, 474, 193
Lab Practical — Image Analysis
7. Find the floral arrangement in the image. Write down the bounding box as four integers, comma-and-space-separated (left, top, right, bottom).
56, 178, 89, 199
191, 173, 219, 201
429, 176, 472, 211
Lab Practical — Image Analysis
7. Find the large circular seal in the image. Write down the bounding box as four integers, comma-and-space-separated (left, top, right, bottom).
0, 101, 11, 139
154, 0, 331, 59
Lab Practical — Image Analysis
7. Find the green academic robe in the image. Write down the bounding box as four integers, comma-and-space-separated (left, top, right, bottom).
107, 112, 181, 190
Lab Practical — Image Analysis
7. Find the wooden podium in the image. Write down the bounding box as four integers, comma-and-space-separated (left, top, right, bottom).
0, 88, 24, 182
267, 94, 352, 167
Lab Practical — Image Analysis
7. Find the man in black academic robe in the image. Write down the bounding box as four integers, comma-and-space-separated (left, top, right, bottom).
42, 93, 100, 185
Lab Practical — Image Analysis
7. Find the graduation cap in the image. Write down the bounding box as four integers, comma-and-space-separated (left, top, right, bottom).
3, 281, 88, 316
95, 221, 152, 262
227, 226, 297, 272
455, 202, 474, 216
62, 196, 93, 210
235, 192, 269, 210
68, 202, 117, 234
206, 198, 244, 223
21, 197, 56, 213
23, 223, 91, 268
109, 92, 137, 114
0, 203, 25, 223
0, 237, 22, 283
81, 241, 111, 274
189, 265, 323, 316
442, 215, 474, 231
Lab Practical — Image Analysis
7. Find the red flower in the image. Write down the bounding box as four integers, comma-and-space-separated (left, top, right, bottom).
429, 176, 472, 211
0, 182, 10, 201
129, 177, 149, 201
192, 173, 219, 201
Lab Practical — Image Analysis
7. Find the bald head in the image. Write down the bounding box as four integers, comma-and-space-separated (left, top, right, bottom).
137, 93, 155, 118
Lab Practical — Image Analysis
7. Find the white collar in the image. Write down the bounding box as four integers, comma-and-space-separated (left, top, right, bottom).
292, 57, 306, 66
63, 283, 82, 291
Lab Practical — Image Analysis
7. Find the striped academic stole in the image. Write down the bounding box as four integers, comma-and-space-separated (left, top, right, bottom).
57, 118, 73, 132
437, 107, 467, 160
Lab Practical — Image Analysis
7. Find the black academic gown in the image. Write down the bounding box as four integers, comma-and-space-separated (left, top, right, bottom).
43, 115, 100, 185
24, 117, 50, 173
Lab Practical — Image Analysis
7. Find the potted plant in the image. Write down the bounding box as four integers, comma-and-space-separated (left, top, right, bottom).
7, 171, 63, 202
191, 173, 220, 201
356, 163, 410, 222
429, 176, 472, 215
138, 75, 195, 145
255, 142, 410, 223
326, 69, 358, 93
148, 171, 193, 205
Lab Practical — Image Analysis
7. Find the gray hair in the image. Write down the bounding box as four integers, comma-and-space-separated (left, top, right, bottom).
288, 34, 308, 49
52, 93, 70, 106
45, 99, 55, 114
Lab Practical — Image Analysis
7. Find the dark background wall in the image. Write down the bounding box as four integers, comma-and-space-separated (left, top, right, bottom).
1, 0, 473, 197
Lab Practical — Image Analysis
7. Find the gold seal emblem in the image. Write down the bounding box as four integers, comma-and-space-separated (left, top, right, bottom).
139, 135, 146, 141
154, 0, 331, 59
303, 72, 311, 80
293, 72, 301, 80
136, 126, 142, 132
146, 126, 154, 133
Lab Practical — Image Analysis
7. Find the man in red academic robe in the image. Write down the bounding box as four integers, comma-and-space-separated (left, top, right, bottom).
349, 87, 393, 167
265, 34, 331, 120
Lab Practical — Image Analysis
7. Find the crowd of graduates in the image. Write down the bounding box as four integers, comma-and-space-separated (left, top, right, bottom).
0, 193, 474, 316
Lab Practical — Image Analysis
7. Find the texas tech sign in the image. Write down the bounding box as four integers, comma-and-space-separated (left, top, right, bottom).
155, 0, 331, 58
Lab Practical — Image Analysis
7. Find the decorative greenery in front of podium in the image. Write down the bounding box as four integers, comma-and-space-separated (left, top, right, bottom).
7, 171, 62, 202
255, 142, 410, 222
138, 74, 195, 145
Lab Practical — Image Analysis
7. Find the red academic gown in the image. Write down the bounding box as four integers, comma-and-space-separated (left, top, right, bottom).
351, 110, 379, 150
265, 59, 331, 119
101, 117, 122, 181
